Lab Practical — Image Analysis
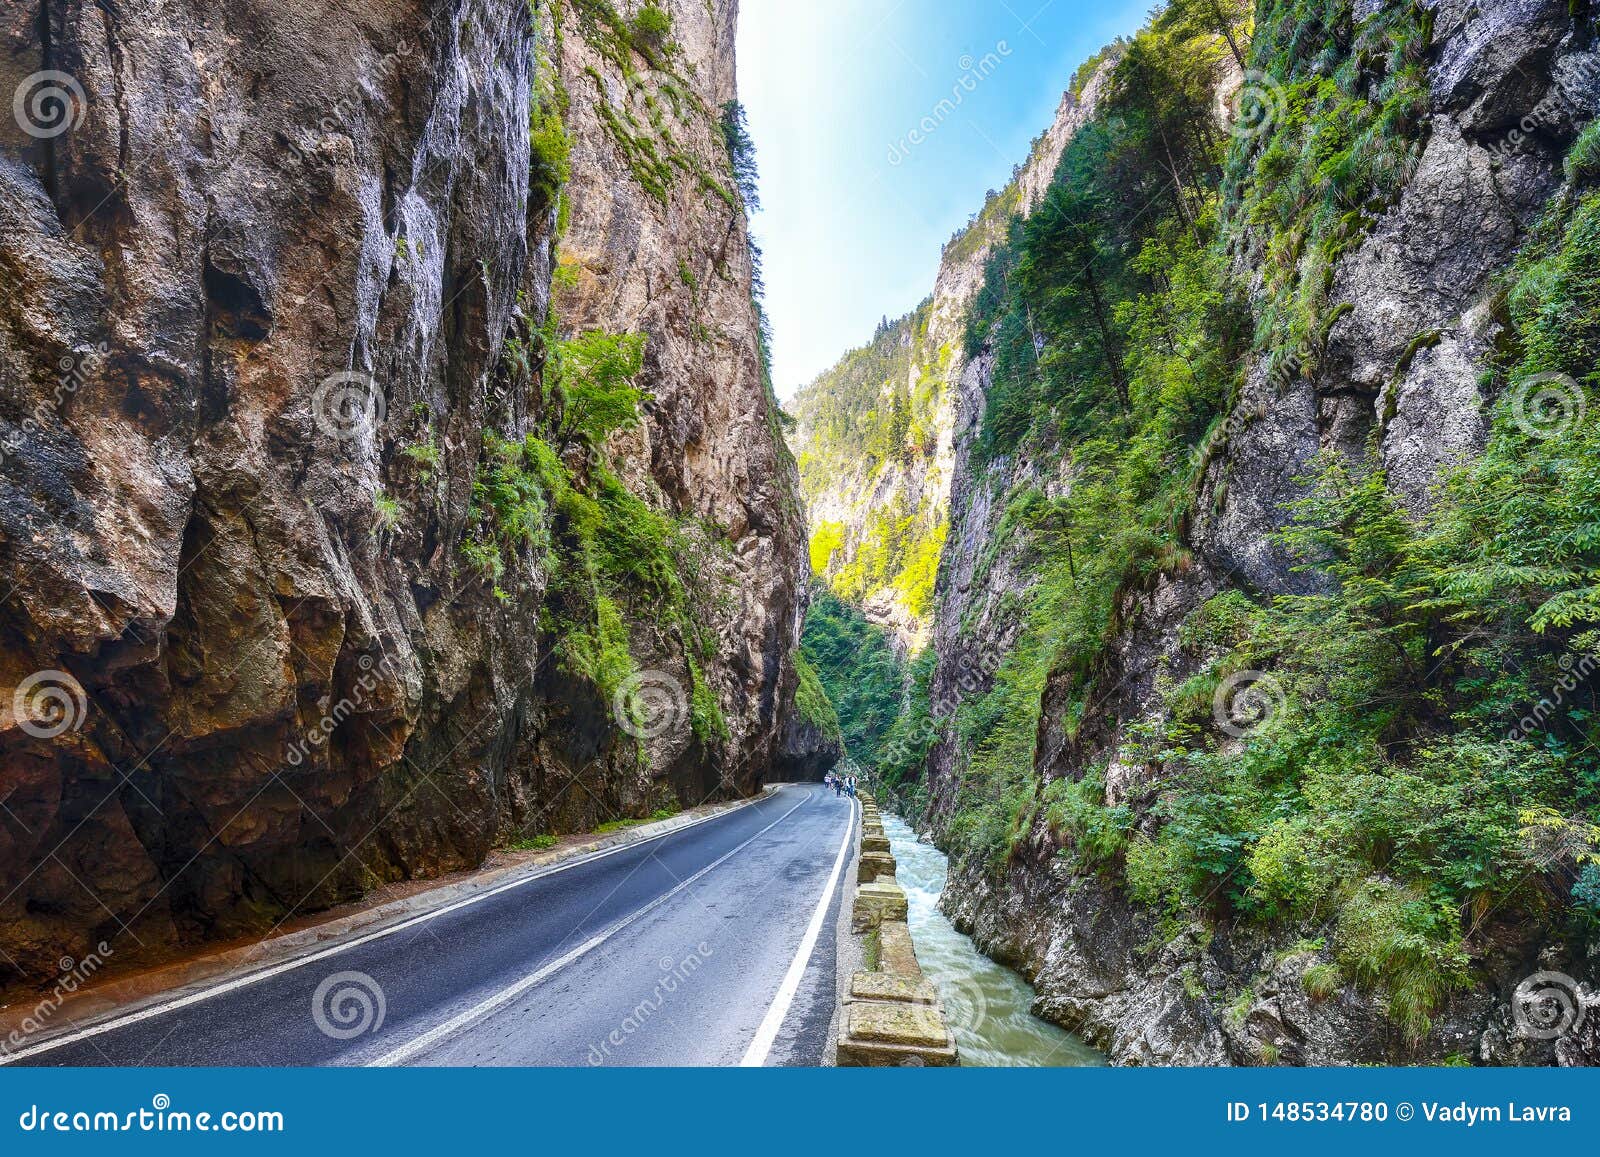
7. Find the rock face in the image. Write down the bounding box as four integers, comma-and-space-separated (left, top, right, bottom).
0, 0, 803, 994
789, 68, 1110, 653
921, 2, 1600, 1065
774, 709, 841, 783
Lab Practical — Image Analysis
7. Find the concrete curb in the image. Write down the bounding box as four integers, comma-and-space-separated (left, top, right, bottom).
834, 793, 958, 1067
0, 787, 780, 1054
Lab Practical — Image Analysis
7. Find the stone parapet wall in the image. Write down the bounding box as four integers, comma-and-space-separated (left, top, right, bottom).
836, 794, 958, 1067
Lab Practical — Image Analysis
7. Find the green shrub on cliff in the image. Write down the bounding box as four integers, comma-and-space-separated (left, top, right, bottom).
931, 0, 1600, 1045
794, 652, 842, 742
553, 330, 648, 449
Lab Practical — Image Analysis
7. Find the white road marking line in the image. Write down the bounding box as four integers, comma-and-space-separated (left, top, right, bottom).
739, 795, 857, 1067
0, 790, 784, 1066
369, 792, 815, 1067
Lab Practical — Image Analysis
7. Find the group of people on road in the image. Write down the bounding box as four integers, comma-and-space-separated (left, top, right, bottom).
824, 770, 857, 799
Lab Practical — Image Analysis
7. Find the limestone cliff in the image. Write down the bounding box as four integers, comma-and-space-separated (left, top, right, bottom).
0, 0, 803, 995
911, 1, 1600, 1066
790, 68, 1111, 653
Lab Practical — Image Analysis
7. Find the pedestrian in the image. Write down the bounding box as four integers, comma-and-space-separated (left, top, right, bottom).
846, 774, 856, 799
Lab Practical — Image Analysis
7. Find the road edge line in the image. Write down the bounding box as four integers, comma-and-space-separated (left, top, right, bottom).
0, 788, 785, 1066
367, 792, 816, 1067
739, 795, 858, 1067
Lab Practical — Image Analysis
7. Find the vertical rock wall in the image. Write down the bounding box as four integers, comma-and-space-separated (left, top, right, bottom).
0, 0, 803, 994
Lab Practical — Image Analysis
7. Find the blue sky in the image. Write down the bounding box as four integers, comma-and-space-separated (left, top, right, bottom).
737, 0, 1150, 398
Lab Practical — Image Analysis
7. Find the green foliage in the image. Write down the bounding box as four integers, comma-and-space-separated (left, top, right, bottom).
1223, 0, 1432, 367
794, 305, 941, 484
1044, 770, 1133, 869
595, 805, 679, 835
560, 594, 636, 701
720, 100, 761, 211
372, 490, 401, 532
1575, 864, 1600, 913
568, 0, 670, 69
942, 184, 1020, 269
808, 521, 845, 575
930, 0, 1600, 1045
828, 499, 947, 618
800, 587, 905, 770
460, 327, 733, 750
1334, 880, 1471, 1042
400, 435, 442, 480
1565, 119, 1600, 185
552, 330, 648, 449
469, 432, 553, 565
530, 45, 572, 213
876, 647, 940, 805
688, 656, 730, 745
629, 3, 673, 58
794, 651, 843, 742
1300, 962, 1342, 1001
791, 305, 952, 622
509, 834, 560, 851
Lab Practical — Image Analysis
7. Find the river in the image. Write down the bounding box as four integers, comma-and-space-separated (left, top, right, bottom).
883, 814, 1105, 1067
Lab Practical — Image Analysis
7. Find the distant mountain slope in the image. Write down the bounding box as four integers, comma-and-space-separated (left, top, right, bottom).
789, 61, 1115, 652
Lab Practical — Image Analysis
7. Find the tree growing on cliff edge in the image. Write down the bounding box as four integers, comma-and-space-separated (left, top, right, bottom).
720, 100, 761, 212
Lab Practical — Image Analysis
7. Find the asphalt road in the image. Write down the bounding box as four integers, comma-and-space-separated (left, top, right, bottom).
7, 783, 856, 1067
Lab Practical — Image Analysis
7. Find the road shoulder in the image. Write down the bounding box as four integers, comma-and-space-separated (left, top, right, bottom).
824, 796, 864, 1065
0, 788, 779, 1058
